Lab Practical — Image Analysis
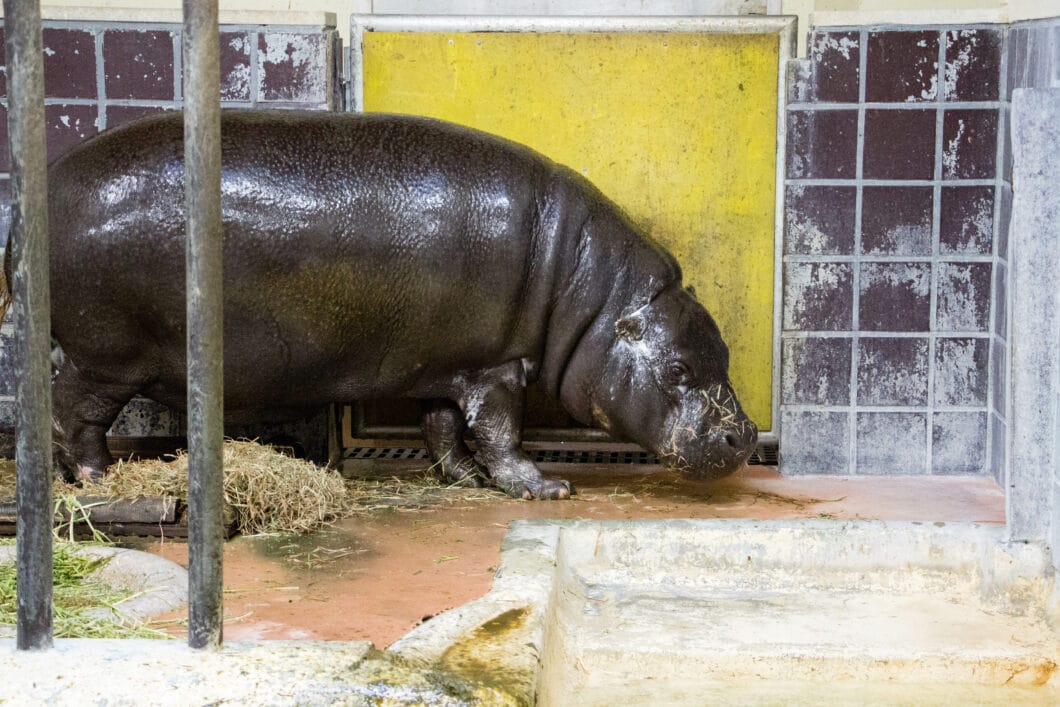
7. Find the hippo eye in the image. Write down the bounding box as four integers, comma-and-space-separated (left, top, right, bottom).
664, 361, 693, 387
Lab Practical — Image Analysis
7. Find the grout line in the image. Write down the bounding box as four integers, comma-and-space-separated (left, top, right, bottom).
94, 30, 107, 131
783, 330, 991, 339
788, 100, 1003, 110
786, 177, 997, 187
994, 25, 1014, 488
249, 30, 260, 106
784, 254, 994, 263
782, 404, 990, 413
927, 29, 948, 475
848, 28, 869, 475
172, 28, 182, 103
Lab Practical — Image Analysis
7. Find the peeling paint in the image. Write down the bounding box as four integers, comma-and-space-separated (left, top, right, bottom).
784, 263, 852, 331
935, 338, 987, 406
812, 32, 858, 62
937, 263, 990, 331
857, 338, 928, 406
945, 30, 979, 98
943, 118, 966, 175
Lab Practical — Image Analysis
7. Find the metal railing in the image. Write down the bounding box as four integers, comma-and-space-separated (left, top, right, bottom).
5, 0, 225, 650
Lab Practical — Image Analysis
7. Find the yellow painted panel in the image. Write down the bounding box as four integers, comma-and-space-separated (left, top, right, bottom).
363, 31, 778, 428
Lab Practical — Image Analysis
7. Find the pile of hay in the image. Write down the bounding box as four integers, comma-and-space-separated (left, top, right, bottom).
0, 440, 512, 536
101, 440, 349, 535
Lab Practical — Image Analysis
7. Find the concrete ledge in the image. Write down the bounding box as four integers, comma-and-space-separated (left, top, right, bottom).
0, 6, 337, 28
0, 545, 187, 638
394, 519, 1060, 704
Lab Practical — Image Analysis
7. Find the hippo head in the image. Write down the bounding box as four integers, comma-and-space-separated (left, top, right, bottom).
588, 285, 758, 479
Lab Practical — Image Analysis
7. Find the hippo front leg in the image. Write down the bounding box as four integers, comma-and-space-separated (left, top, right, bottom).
421, 398, 487, 487
52, 359, 138, 483
461, 362, 573, 500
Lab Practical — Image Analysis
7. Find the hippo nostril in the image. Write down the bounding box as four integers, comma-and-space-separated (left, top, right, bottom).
724, 432, 739, 449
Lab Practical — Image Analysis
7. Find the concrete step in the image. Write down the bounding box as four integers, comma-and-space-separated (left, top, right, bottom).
564, 586, 1057, 686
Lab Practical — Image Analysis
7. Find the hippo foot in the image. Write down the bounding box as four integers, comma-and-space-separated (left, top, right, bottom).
74, 464, 105, 485
494, 467, 574, 500
532, 478, 575, 500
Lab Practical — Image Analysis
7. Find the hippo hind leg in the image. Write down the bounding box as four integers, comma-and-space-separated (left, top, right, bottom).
421, 399, 487, 487
461, 362, 573, 500
52, 358, 139, 483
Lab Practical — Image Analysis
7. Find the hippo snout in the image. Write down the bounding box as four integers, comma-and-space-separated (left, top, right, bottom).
659, 408, 758, 480
686, 417, 758, 479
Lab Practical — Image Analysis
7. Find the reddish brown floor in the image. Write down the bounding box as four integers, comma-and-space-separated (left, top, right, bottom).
140, 463, 1004, 648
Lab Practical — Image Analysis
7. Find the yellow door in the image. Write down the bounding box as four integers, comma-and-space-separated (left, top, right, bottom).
360, 29, 778, 430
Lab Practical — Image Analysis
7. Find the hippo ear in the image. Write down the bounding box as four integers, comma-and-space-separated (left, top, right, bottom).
685, 284, 697, 299
615, 313, 645, 341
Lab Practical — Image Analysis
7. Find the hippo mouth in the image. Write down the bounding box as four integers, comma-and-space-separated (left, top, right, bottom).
657, 385, 758, 479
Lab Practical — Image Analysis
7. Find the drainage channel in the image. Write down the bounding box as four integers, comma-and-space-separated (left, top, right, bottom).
346, 444, 779, 466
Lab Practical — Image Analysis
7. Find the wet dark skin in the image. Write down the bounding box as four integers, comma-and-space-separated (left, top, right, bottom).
16, 110, 756, 499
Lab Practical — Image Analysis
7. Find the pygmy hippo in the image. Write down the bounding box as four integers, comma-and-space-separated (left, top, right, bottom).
6, 110, 757, 499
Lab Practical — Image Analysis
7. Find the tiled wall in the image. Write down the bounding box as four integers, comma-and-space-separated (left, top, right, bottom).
781, 26, 1005, 476
0, 19, 341, 447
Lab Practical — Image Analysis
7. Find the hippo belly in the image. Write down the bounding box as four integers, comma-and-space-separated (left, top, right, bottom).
35, 109, 757, 498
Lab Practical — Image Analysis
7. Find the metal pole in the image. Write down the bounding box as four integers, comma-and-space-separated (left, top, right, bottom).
4, 0, 54, 651
183, 0, 224, 650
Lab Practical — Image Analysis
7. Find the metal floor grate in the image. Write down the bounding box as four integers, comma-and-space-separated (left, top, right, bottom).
347, 443, 778, 466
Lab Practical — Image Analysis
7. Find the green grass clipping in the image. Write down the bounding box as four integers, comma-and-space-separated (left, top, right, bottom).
0, 540, 168, 639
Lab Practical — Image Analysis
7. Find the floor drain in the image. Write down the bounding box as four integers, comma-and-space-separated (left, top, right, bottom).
347, 443, 778, 466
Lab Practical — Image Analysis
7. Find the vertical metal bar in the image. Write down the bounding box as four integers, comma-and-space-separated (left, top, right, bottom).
3, 0, 54, 651
183, 0, 224, 650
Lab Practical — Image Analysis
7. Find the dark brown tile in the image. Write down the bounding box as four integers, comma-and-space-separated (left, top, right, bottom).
932, 412, 987, 475
103, 29, 175, 100
863, 109, 937, 180
866, 30, 940, 103
220, 32, 252, 102
42, 28, 97, 99
1006, 27, 1027, 99
940, 186, 994, 255
856, 337, 929, 406
780, 411, 851, 475
859, 262, 932, 331
108, 398, 179, 437
936, 262, 992, 332
1001, 106, 1013, 182
991, 338, 1006, 416
935, 337, 989, 406
0, 106, 8, 172
45, 104, 97, 162
0, 330, 13, 395
989, 413, 1005, 484
944, 29, 1001, 101
782, 337, 852, 405
861, 186, 933, 255
805, 31, 861, 103
784, 185, 856, 255
994, 262, 1007, 338
786, 109, 859, 179
783, 262, 853, 331
0, 179, 9, 250
105, 104, 173, 129
942, 109, 998, 179
997, 184, 1011, 260
257, 32, 329, 103
856, 412, 928, 474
